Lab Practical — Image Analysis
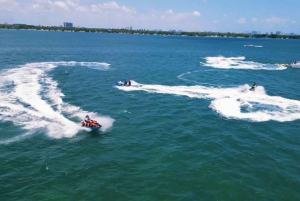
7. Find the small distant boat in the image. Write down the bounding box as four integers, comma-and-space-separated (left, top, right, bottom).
249, 83, 258, 91
244, 44, 263, 47
82, 120, 102, 131
290, 61, 300, 68
276, 63, 289, 67
116, 80, 131, 86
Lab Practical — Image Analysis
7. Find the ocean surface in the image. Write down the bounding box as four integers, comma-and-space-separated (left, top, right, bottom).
1, 30, 300, 201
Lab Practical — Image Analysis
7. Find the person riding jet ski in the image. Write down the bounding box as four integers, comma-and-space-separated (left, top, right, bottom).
250, 83, 258, 91
82, 115, 102, 128
82, 115, 92, 127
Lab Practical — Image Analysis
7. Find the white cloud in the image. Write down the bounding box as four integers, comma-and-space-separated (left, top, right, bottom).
0, 0, 19, 11
264, 16, 287, 24
193, 11, 201, 16
91, 1, 136, 14
54, 1, 68, 10
101, 1, 119, 10
291, 20, 296, 24
165, 9, 174, 14
66, 0, 76, 7
237, 18, 246, 24
162, 9, 201, 20
213, 20, 218, 24
0, 0, 17, 4
0, 1, 202, 31
252, 18, 257, 22
75, 6, 88, 12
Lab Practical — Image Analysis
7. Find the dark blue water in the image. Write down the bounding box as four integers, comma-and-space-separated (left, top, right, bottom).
1, 30, 300, 201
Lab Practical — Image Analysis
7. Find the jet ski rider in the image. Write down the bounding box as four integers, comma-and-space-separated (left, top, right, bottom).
83, 115, 92, 127
250, 83, 258, 90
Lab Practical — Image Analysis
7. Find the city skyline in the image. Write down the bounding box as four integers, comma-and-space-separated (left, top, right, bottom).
0, 0, 299, 34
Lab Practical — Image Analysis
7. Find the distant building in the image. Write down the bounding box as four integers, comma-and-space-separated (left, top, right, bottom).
252, 31, 257, 34
276, 31, 281, 35
63, 22, 73, 28
290, 33, 295, 36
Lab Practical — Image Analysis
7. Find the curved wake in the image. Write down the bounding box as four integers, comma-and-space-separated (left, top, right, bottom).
200, 56, 286, 70
117, 81, 300, 122
0, 62, 114, 143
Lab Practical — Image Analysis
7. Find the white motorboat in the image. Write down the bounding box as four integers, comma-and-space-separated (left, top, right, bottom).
290, 61, 300, 68
244, 44, 255, 47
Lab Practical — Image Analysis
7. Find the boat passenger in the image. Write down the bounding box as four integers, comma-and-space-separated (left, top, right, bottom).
84, 115, 92, 127
85, 115, 91, 121
250, 83, 258, 90
124, 80, 127, 85
128, 80, 131, 86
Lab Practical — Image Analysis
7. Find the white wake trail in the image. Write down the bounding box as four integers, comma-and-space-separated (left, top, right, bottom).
117, 81, 300, 122
200, 56, 286, 70
0, 62, 114, 142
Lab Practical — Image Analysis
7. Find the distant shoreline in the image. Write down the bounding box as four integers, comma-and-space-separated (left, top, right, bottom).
1, 24, 299, 39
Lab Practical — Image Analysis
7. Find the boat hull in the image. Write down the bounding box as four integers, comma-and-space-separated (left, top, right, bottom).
90, 126, 101, 131
290, 64, 300, 68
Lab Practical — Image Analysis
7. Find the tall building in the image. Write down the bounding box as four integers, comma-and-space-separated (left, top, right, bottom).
276, 31, 281, 35
63, 22, 73, 28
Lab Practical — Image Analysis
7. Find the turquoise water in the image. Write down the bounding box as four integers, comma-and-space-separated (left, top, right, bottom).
1, 30, 300, 201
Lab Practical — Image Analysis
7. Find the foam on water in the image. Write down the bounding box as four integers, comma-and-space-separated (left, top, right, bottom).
117, 81, 300, 122
200, 56, 286, 70
0, 62, 114, 143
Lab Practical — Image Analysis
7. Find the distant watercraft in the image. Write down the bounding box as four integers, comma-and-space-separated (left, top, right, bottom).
249, 83, 258, 91
290, 61, 300, 68
82, 120, 102, 131
244, 44, 263, 47
276, 63, 289, 67
116, 80, 131, 86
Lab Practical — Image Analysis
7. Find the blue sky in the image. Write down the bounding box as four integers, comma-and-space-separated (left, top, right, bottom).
1, 0, 299, 33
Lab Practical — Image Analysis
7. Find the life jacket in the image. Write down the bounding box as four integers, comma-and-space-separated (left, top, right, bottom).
89, 120, 99, 127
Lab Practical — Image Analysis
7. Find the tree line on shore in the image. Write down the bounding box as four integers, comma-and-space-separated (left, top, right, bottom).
1, 24, 299, 39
